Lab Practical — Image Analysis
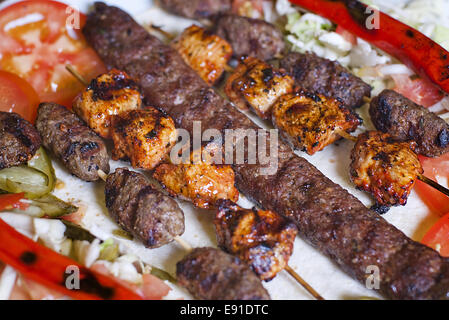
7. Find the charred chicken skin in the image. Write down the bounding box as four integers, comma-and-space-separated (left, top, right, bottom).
215, 200, 297, 281
272, 91, 361, 155
225, 56, 294, 120
172, 25, 233, 86
153, 148, 239, 209
225, 57, 293, 119
73, 69, 142, 139
350, 131, 423, 207
111, 108, 177, 170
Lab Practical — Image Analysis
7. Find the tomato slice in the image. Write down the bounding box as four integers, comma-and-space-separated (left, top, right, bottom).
0, 192, 28, 211
391, 73, 444, 108
415, 154, 449, 216
0, 70, 39, 123
0, 0, 106, 107
422, 212, 449, 257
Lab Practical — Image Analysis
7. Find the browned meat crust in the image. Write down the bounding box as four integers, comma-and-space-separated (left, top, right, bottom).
214, 14, 285, 61
225, 56, 294, 119
176, 247, 270, 300
350, 131, 423, 207
215, 200, 297, 281
158, 0, 231, 19
280, 52, 371, 109
35, 103, 109, 182
153, 157, 239, 209
172, 25, 232, 86
105, 168, 184, 248
84, 3, 449, 299
110, 108, 177, 170
370, 89, 449, 157
0, 112, 41, 170
72, 69, 142, 139
272, 91, 361, 155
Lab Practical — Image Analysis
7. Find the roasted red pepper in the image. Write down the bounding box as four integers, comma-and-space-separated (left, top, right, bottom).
0, 217, 142, 300
289, 0, 449, 94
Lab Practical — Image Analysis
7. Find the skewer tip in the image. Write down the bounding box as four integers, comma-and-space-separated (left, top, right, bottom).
284, 265, 325, 300
97, 169, 108, 182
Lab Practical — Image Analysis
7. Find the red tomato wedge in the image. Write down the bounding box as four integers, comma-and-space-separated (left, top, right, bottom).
0, 217, 143, 300
391, 73, 444, 108
0, 0, 106, 107
0, 70, 40, 122
415, 154, 449, 216
0, 192, 28, 211
422, 212, 449, 257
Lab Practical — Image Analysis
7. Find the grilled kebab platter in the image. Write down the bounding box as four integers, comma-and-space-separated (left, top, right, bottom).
0, 0, 449, 300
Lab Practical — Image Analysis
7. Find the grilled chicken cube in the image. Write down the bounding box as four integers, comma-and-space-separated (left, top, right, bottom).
272, 91, 362, 155
153, 148, 239, 209
215, 200, 297, 281
73, 69, 142, 139
172, 25, 233, 85
350, 131, 423, 207
111, 108, 177, 170
225, 56, 294, 120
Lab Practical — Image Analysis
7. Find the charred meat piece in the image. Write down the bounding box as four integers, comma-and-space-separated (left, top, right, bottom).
350, 131, 423, 207
370, 89, 449, 157
35, 103, 109, 182
214, 14, 285, 61
111, 108, 177, 170
153, 148, 238, 209
105, 168, 184, 248
172, 25, 232, 86
73, 69, 142, 139
272, 91, 361, 155
215, 200, 297, 281
0, 112, 41, 170
225, 56, 294, 119
280, 52, 371, 109
85, 3, 449, 300
176, 247, 270, 300
158, 0, 231, 19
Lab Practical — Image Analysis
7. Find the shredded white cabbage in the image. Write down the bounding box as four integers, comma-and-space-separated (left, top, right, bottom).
277, 0, 449, 109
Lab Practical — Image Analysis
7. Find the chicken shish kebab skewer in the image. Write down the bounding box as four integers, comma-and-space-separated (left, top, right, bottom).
66, 65, 240, 209
65, 66, 323, 298
148, 21, 449, 211
35, 102, 186, 248
152, 146, 324, 299
155, 3, 371, 111
217, 54, 449, 211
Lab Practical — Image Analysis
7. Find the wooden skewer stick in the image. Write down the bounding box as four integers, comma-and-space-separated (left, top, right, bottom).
65, 65, 89, 86
418, 175, 449, 198
285, 265, 324, 300
147, 24, 175, 40
363, 96, 372, 104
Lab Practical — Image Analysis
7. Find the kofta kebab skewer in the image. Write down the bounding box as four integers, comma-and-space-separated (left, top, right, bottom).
147, 23, 449, 211
220, 56, 449, 211
64, 65, 325, 300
